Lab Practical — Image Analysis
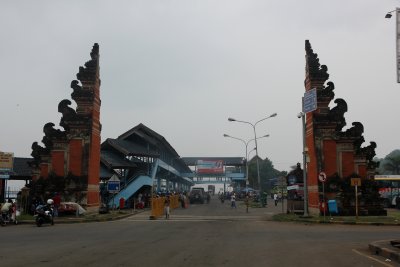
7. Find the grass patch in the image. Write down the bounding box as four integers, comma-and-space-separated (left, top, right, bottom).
272, 211, 400, 225
17, 214, 34, 220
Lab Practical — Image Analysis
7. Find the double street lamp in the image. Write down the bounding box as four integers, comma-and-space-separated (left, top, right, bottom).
228, 113, 277, 191
223, 134, 269, 188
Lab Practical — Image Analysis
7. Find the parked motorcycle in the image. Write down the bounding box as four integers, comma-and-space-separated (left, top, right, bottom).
0, 211, 18, 226
34, 199, 54, 227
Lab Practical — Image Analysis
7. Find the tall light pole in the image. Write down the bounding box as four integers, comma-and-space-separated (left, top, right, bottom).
247, 147, 256, 160
223, 134, 269, 188
385, 8, 400, 83
297, 112, 309, 217
228, 113, 277, 191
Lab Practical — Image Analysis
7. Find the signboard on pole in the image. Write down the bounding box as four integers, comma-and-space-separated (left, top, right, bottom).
351, 177, 361, 219
303, 88, 317, 113
351, 178, 361, 187
107, 174, 120, 193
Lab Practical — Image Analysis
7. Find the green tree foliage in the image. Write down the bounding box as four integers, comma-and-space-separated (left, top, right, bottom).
377, 149, 400, 175
247, 156, 286, 190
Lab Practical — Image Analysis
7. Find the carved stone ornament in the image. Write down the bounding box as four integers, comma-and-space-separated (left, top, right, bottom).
360, 141, 377, 162
318, 81, 335, 100
31, 141, 48, 162
305, 40, 329, 82
343, 121, 364, 137
328, 98, 347, 132
76, 43, 99, 82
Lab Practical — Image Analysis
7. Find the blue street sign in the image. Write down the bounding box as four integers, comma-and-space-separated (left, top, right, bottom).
107, 181, 120, 192
0, 169, 11, 179
303, 88, 317, 113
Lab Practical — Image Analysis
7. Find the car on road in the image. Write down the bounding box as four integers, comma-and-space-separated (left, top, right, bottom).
189, 188, 206, 204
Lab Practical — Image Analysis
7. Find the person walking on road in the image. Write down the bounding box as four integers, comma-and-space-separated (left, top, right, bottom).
245, 194, 250, 213
230, 193, 236, 209
164, 196, 170, 219
274, 193, 278, 206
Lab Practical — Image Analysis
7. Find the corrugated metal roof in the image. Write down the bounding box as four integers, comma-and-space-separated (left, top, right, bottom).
117, 123, 180, 158
100, 150, 137, 169
100, 164, 114, 179
103, 138, 160, 157
11, 157, 33, 177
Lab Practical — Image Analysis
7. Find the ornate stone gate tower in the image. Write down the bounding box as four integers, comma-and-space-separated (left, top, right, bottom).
304, 40, 377, 214
30, 43, 101, 207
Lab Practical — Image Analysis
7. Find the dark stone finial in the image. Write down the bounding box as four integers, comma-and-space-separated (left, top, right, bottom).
353, 135, 365, 153
31, 141, 48, 162
361, 141, 377, 162
305, 40, 329, 81
71, 80, 82, 91
77, 44, 100, 82
58, 99, 78, 131
319, 81, 335, 99
42, 122, 65, 149
58, 99, 76, 118
344, 122, 364, 138
90, 43, 99, 60
328, 98, 347, 131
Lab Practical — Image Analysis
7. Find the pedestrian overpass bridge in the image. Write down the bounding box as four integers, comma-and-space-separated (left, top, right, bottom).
181, 157, 246, 186
100, 124, 246, 208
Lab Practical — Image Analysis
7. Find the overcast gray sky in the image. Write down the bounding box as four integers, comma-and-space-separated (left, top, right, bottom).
1, 0, 399, 172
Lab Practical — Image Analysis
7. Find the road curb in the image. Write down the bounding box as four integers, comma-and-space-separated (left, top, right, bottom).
369, 240, 400, 263
17, 210, 143, 225
272, 215, 400, 226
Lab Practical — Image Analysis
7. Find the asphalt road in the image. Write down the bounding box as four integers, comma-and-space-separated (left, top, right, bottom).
1, 196, 399, 267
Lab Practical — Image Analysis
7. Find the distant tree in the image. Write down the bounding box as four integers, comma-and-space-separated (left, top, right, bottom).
247, 156, 284, 191
378, 149, 400, 175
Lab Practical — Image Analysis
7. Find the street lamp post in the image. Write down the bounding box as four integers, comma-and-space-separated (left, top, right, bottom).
385, 8, 400, 83
223, 134, 269, 188
247, 147, 256, 160
228, 113, 277, 191
297, 112, 309, 217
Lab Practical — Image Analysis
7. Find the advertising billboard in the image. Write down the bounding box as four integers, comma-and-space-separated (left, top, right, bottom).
0, 151, 13, 170
197, 159, 224, 174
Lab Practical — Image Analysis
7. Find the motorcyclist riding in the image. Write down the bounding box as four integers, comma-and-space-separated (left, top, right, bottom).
34, 198, 55, 227
1, 198, 17, 226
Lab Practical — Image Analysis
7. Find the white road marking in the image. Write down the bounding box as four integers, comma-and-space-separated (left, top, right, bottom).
352, 249, 394, 267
